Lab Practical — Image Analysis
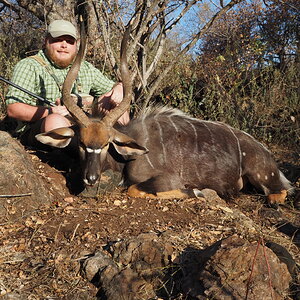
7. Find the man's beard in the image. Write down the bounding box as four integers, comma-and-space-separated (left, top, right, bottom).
45, 48, 76, 68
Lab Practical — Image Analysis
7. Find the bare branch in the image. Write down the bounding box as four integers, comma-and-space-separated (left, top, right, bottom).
142, 11, 166, 85
0, 0, 21, 15
95, 2, 118, 77
127, 0, 164, 58
165, 0, 197, 33
142, 0, 197, 88
144, 0, 245, 105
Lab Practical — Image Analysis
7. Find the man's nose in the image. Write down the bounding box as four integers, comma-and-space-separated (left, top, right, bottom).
61, 40, 68, 47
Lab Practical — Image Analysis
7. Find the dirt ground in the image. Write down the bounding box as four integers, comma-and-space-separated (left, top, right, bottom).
0, 145, 299, 299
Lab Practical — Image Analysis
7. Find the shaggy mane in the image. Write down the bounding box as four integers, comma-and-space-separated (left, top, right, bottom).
135, 105, 195, 121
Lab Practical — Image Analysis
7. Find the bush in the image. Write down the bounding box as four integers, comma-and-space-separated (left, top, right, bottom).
200, 64, 298, 148
156, 61, 299, 151
0, 15, 43, 120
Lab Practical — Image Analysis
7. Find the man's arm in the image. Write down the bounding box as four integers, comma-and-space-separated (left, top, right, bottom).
7, 101, 70, 122
6, 56, 69, 122
7, 102, 50, 122
5, 59, 48, 122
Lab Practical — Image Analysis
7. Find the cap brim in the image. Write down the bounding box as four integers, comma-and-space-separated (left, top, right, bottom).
50, 31, 77, 39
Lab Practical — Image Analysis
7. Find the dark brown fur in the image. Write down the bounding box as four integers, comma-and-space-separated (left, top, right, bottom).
99, 106, 292, 200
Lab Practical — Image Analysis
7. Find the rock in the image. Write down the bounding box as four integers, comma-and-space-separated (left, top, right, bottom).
0, 131, 70, 218
83, 232, 293, 299
82, 251, 119, 285
82, 233, 174, 300
180, 235, 292, 299
1, 293, 23, 300
201, 188, 229, 206
266, 241, 297, 276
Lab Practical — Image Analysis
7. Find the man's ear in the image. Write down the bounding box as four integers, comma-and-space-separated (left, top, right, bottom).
44, 34, 51, 48
35, 127, 75, 148
110, 129, 148, 156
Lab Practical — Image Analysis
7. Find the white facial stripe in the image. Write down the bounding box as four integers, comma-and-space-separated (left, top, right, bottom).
86, 147, 101, 154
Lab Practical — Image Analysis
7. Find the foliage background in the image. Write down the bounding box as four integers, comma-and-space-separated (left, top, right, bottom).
0, 0, 298, 150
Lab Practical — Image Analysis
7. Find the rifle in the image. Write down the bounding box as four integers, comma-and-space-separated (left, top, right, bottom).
0, 75, 55, 107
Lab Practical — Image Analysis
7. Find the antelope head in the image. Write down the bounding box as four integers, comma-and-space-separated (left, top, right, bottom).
36, 18, 147, 186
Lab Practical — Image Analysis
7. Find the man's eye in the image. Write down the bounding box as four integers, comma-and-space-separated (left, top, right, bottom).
50, 38, 75, 45
65, 39, 75, 45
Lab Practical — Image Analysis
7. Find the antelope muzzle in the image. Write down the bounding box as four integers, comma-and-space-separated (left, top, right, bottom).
80, 146, 103, 186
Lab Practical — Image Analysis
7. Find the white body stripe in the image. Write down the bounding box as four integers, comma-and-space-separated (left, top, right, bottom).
223, 124, 242, 177
141, 115, 155, 169
168, 114, 184, 178
154, 114, 167, 165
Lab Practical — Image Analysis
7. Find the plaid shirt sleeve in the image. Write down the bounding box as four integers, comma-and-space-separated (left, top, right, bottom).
5, 59, 41, 106
79, 61, 115, 97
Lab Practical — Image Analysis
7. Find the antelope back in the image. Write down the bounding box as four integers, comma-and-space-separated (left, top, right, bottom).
115, 106, 291, 199
117, 106, 241, 196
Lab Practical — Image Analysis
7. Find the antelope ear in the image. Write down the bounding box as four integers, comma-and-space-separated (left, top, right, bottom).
111, 129, 148, 156
35, 127, 75, 148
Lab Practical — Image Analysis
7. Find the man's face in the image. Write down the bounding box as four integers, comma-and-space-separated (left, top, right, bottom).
45, 35, 77, 68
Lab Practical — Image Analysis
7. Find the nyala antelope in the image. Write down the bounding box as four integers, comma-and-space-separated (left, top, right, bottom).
36, 20, 292, 204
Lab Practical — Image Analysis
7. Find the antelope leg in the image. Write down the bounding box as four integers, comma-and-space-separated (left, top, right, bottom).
267, 190, 288, 204
127, 184, 203, 199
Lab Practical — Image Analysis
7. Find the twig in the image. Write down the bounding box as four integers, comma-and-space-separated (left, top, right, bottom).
0, 207, 55, 226
246, 239, 261, 299
27, 217, 53, 245
261, 238, 275, 300
0, 193, 32, 198
246, 238, 275, 300
70, 224, 80, 242
54, 223, 62, 243
3, 259, 25, 264
28, 226, 40, 245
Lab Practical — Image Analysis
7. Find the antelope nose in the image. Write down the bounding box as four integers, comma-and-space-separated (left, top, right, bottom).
86, 174, 99, 186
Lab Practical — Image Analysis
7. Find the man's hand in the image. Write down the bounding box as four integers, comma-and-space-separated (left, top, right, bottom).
109, 82, 124, 105
51, 98, 70, 116
98, 83, 123, 113
94, 82, 130, 125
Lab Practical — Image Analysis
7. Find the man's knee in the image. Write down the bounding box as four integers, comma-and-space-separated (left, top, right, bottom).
41, 114, 71, 132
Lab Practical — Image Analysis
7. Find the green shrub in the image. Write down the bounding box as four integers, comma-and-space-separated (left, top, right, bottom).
199, 63, 299, 149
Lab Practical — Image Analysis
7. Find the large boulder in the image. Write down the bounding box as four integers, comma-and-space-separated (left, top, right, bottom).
82, 233, 174, 299
180, 235, 292, 300
0, 131, 70, 218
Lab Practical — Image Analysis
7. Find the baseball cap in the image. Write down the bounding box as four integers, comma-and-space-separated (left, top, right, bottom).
48, 20, 77, 39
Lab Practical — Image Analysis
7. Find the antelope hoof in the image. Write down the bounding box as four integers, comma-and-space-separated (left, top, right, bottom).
267, 190, 287, 204
192, 189, 204, 198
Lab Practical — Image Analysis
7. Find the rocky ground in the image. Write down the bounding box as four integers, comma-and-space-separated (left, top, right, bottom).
0, 130, 299, 299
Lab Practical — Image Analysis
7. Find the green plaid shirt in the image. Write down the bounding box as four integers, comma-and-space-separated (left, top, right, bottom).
6, 50, 115, 106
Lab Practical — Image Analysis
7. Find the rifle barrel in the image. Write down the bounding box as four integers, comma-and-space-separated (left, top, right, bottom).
0, 75, 55, 106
